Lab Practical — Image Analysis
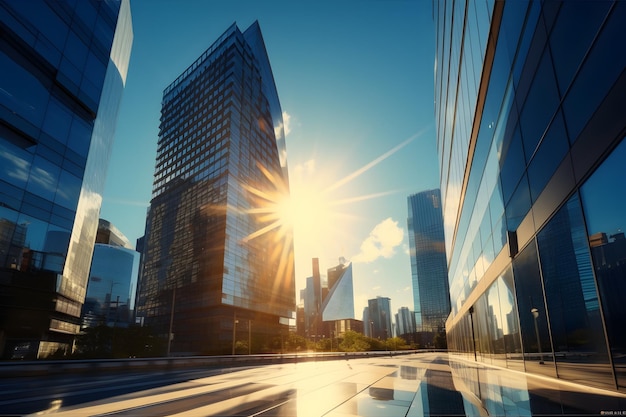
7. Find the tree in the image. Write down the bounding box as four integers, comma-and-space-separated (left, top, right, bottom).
433, 331, 448, 349
338, 331, 370, 352
74, 325, 165, 358
384, 337, 408, 351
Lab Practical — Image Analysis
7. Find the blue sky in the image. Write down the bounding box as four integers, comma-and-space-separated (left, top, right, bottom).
100, 0, 439, 319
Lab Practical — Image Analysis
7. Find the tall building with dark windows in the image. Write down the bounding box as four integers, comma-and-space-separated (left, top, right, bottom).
0, 0, 132, 358
136, 22, 294, 355
366, 296, 392, 340
436, 0, 626, 396
407, 189, 450, 339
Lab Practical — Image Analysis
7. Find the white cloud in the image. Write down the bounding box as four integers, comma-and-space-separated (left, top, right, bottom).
273, 111, 292, 140
352, 217, 404, 263
282, 111, 291, 136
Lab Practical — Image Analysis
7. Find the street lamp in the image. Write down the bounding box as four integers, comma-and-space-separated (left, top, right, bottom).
232, 312, 239, 355
106, 281, 121, 326
531, 308, 544, 364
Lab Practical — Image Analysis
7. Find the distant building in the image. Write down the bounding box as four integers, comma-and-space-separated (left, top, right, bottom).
0, 0, 132, 359
135, 22, 294, 355
322, 260, 358, 337
81, 220, 139, 328
366, 297, 392, 340
395, 307, 416, 342
407, 189, 451, 336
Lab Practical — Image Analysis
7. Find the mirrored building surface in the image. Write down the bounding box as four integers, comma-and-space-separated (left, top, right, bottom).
366, 296, 392, 340
436, 0, 626, 392
82, 219, 139, 328
0, 0, 132, 358
136, 22, 294, 355
407, 189, 450, 335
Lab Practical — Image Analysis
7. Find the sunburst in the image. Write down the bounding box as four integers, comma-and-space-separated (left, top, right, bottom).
241, 130, 426, 272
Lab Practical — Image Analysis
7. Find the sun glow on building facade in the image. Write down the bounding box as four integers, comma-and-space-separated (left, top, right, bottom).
136, 22, 294, 355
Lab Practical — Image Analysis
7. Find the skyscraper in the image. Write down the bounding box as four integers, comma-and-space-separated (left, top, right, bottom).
395, 306, 415, 341
0, 0, 132, 358
322, 260, 358, 337
436, 0, 626, 392
322, 259, 354, 322
407, 189, 450, 336
136, 22, 294, 355
367, 296, 392, 340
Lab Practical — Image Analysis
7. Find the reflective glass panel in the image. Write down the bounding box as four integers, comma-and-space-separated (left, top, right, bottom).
537, 194, 614, 389
512, 240, 556, 377
580, 137, 626, 390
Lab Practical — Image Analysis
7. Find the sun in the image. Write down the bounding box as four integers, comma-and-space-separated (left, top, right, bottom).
241, 130, 423, 270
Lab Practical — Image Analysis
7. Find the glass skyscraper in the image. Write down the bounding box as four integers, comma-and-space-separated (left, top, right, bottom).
366, 296, 392, 340
0, 0, 132, 359
436, 0, 626, 393
407, 189, 450, 336
322, 260, 354, 322
136, 22, 294, 355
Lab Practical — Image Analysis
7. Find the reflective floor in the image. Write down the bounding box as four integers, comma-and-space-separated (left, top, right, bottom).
22, 353, 626, 416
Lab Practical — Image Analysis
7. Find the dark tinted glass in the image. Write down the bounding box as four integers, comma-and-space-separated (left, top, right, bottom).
580, 137, 626, 390
512, 240, 556, 377
549, 1, 611, 95
499, 124, 525, 205
505, 174, 530, 231
563, 2, 626, 142
537, 194, 614, 389
527, 111, 569, 202
519, 48, 560, 161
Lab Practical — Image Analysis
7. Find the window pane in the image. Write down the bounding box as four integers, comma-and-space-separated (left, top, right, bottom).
505, 173, 530, 231
512, 240, 556, 377
537, 194, 614, 389
25, 155, 60, 202
549, 1, 611, 95
563, 2, 626, 142
519, 48, 560, 160
581, 136, 626, 390
527, 110, 569, 202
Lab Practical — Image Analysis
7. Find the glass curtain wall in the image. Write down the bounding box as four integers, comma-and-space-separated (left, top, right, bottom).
442, 0, 626, 392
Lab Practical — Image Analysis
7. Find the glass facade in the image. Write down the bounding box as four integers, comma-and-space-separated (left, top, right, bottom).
136, 22, 295, 355
321, 261, 354, 322
81, 219, 139, 328
366, 297, 392, 340
395, 306, 416, 340
407, 189, 451, 334
438, 0, 626, 393
0, 0, 132, 358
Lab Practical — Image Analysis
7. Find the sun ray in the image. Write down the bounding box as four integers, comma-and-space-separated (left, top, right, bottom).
323, 128, 429, 194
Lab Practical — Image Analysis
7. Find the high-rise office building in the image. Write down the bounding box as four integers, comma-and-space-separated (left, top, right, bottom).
395, 306, 415, 340
407, 189, 450, 336
136, 22, 294, 355
0, 0, 132, 359
436, 0, 626, 392
366, 296, 392, 340
322, 260, 358, 337
82, 220, 139, 328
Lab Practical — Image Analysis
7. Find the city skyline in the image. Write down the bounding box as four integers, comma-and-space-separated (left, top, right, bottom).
100, 1, 438, 316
